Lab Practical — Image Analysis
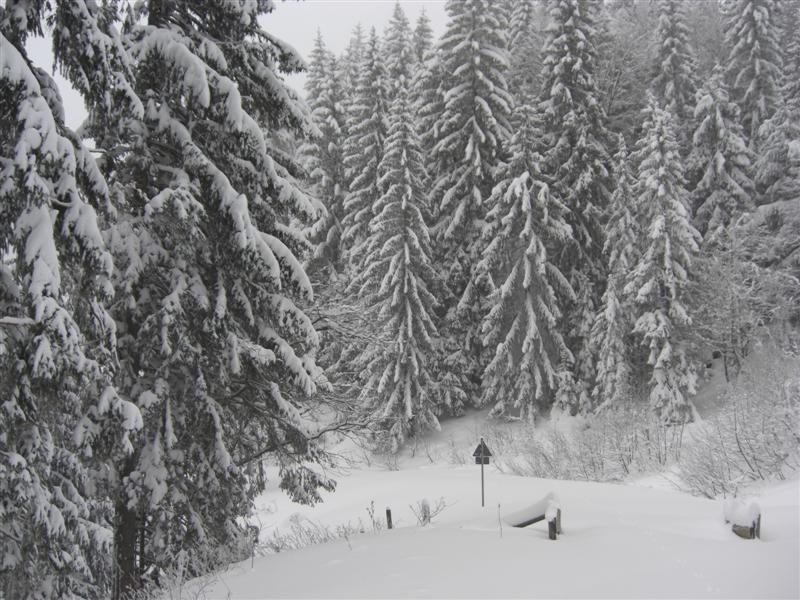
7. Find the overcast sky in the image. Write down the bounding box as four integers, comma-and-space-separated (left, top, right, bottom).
24, 0, 448, 131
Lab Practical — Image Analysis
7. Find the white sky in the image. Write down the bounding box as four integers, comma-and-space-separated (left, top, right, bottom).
24, 0, 448, 131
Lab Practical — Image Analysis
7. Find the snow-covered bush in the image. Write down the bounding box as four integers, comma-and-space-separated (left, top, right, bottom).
126, 543, 243, 600
261, 514, 361, 554
679, 349, 800, 498
409, 497, 449, 526
488, 405, 686, 482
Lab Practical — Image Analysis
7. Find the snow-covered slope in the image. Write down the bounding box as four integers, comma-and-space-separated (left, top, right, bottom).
188, 461, 798, 599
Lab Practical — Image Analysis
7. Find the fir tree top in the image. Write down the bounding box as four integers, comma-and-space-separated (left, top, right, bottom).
413, 8, 434, 64
724, 0, 783, 147
384, 1, 414, 93
433, 0, 512, 241
651, 0, 699, 123
690, 67, 754, 242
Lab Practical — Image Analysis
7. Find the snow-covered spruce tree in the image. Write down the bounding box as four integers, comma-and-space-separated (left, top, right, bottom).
0, 6, 142, 598
413, 47, 445, 159
429, 0, 512, 412
108, 2, 331, 594
650, 0, 699, 152
589, 135, 640, 410
303, 50, 348, 278
477, 104, 575, 421
755, 100, 800, 206
507, 0, 545, 103
305, 30, 328, 108
537, 0, 613, 413
412, 8, 434, 65
755, 4, 800, 206
723, 0, 782, 149
651, 0, 698, 122
409, 45, 452, 411
779, 1, 800, 104
625, 97, 701, 423
341, 24, 365, 98
327, 28, 390, 390
337, 24, 365, 193
383, 1, 414, 98
350, 87, 440, 452
688, 67, 754, 243
593, 1, 654, 140
341, 28, 390, 260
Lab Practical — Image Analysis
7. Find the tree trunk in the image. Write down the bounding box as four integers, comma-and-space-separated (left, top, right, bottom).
114, 453, 140, 600
115, 499, 139, 600
139, 511, 147, 579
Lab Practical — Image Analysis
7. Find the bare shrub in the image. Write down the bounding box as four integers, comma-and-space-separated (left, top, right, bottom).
128, 548, 233, 600
365, 500, 383, 532
377, 450, 400, 471
679, 350, 800, 498
409, 497, 450, 526
261, 514, 362, 554
494, 404, 685, 482
444, 436, 467, 465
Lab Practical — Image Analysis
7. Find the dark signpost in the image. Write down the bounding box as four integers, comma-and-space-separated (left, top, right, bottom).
472, 438, 492, 507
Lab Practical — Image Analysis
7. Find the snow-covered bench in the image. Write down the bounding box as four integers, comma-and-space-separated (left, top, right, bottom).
503, 492, 562, 540
723, 498, 761, 540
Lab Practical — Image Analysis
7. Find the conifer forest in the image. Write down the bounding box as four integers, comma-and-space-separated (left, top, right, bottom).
1, 0, 799, 598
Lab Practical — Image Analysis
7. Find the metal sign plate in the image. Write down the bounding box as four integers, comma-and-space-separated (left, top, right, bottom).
472, 439, 492, 458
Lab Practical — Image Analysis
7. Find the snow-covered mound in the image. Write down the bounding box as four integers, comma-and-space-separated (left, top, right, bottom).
189, 464, 798, 598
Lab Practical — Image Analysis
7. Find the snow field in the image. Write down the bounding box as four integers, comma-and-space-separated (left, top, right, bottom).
193, 464, 799, 599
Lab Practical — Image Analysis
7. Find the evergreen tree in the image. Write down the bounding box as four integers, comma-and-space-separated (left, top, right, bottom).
341, 23, 365, 95
593, 1, 654, 140
1, 5, 142, 597
384, 1, 414, 97
305, 30, 329, 106
537, 0, 613, 413
413, 47, 445, 158
755, 3, 800, 205
412, 8, 434, 65
351, 87, 440, 451
477, 105, 574, 421
430, 0, 512, 410
304, 52, 348, 277
342, 29, 390, 260
779, 2, 800, 104
107, 2, 333, 594
650, 0, 699, 150
689, 67, 754, 243
410, 46, 452, 411
590, 135, 639, 410
625, 97, 700, 423
338, 24, 366, 194
755, 101, 800, 205
724, 0, 782, 148
507, 0, 544, 103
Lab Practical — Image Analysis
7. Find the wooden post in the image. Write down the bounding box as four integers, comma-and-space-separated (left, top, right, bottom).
386, 508, 393, 530
548, 518, 557, 540
248, 525, 259, 569
755, 514, 761, 539
498, 504, 503, 538
556, 508, 562, 534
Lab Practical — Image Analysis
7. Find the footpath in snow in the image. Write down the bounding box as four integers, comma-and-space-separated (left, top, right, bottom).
192, 462, 799, 599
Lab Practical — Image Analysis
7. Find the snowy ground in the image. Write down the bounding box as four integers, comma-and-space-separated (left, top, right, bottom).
184, 415, 799, 599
